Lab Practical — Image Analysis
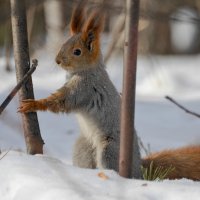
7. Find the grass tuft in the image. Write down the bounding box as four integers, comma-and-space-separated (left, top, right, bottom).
141, 161, 175, 181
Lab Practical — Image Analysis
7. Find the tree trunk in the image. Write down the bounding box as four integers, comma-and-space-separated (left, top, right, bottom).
10, 0, 44, 154
119, 0, 140, 178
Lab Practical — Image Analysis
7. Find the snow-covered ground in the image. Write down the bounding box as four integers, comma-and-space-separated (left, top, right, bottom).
0, 51, 200, 199
1, 151, 200, 200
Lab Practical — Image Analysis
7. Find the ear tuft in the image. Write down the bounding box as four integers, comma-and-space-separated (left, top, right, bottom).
70, 0, 88, 35
82, 10, 105, 50
82, 10, 105, 37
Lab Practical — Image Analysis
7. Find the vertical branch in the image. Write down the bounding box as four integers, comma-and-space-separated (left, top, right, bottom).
119, 0, 140, 178
10, 0, 44, 154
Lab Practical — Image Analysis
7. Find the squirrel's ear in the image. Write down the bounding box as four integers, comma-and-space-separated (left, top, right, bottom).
70, 0, 87, 35
82, 10, 105, 51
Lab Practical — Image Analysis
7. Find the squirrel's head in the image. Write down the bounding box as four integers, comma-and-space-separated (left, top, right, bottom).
56, 1, 105, 73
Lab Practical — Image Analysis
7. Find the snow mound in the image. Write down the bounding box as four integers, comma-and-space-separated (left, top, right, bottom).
0, 151, 200, 200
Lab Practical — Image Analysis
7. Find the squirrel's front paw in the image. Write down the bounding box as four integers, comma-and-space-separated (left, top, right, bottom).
18, 99, 38, 113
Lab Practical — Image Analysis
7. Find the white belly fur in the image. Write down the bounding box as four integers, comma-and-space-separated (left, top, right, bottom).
76, 113, 104, 148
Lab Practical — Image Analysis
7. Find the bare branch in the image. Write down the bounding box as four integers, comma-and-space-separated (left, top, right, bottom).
165, 96, 200, 118
0, 149, 11, 160
0, 59, 38, 115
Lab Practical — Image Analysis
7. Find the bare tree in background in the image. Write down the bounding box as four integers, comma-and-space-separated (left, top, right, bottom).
10, 0, 44, 154
4, 21, 12, 72
44, 0, 63, 50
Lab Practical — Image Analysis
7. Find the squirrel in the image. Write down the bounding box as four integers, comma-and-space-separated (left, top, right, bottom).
18, 1, 200, 181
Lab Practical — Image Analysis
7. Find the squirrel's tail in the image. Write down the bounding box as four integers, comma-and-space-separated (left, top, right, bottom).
142, 145, 200, 181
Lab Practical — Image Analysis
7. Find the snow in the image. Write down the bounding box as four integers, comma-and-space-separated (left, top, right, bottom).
1, 151, 200, 200
0, 51, 200, 199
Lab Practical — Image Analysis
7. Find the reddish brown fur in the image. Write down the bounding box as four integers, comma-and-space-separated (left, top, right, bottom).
82, 10, 105, 38
142, 145, 200, 180
19, 88, 67, 113
81, 10, 105, 65
18, 76, 81, 114
70, 0, 87, 35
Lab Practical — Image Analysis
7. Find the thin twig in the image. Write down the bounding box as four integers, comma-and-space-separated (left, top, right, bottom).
138, 137, 151, 156
0, 59, 38, 115
165, 96, 200, 118
0, 149, 11, 160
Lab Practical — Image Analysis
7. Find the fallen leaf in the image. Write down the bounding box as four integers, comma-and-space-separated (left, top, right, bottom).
98, 172, 109, 180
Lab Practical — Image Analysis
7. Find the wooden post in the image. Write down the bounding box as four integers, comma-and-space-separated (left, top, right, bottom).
10, 0, 44, 154
119, 0, 140, 178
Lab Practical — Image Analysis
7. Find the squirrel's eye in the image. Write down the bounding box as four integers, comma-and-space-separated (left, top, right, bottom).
73, 49, 82, 56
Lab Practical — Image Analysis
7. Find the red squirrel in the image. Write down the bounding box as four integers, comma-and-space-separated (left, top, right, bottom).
18, 1, 200, 181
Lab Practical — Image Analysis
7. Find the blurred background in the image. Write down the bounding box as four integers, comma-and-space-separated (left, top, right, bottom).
1, 0, 200, 71
0, 0, 200, 158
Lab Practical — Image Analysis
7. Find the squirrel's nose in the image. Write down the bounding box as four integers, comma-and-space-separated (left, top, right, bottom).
56, 57, 61, 65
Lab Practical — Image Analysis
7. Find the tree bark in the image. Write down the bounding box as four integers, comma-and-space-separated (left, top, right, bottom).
10, 0, 44, 154
119, 0, 140, 178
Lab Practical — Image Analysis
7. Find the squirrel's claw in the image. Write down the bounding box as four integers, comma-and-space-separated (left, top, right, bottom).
18, 99, 36, 113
